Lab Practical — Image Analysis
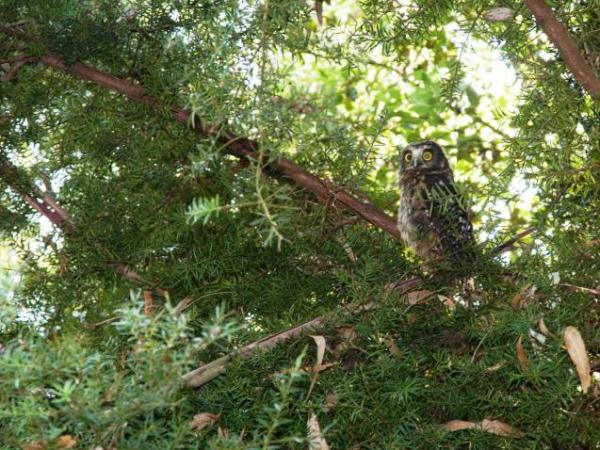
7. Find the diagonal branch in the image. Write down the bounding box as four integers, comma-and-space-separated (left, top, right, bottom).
524, 0, 600, 97
0, 147, 154, 287
30, 52, 401, 240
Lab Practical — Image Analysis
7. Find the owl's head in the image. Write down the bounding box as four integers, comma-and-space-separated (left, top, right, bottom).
399, 140, 450, 174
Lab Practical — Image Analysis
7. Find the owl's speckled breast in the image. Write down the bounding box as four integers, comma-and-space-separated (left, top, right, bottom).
397, 172, 439, 260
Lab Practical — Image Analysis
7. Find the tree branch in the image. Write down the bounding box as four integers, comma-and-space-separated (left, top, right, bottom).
524, 0, 600, 97
28, 53, 401, 240
0, 149, 156, 289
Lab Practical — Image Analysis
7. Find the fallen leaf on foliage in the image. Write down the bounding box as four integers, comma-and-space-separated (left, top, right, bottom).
383, 336, 402, 359
56, 435, 77, 450
438, 294, 456, 310
539, 318, 553, 336
334, 325, 357, 355
529, 328, 546, 346
24, 441, 47, 450
344, 302, 375, 313
323, 391, 339, 412
307, 335, 327, 398
485, 360, 507, 372
563, 326, 591, 394
310, 335, 326, 367
407, 290, 434, 305
511, 284, 534, 310
307, 413, 330, 450
143, 290, 153, 316
443, 419, 524, 437
516, 336, 528, 372
189, 412, 220, 431
483, 7, 514, 22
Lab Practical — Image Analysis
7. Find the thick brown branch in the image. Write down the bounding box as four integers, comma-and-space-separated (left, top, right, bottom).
34, 54, 401, 240
524, 0, 600, 97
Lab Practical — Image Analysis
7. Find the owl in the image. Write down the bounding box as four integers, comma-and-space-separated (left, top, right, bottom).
397, 140, 476, 274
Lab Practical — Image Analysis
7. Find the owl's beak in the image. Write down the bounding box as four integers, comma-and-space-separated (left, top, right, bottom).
413, 158, 422, 168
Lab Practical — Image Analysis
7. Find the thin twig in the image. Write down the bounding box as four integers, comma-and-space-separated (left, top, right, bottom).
490, 226, 536, 254
560, 283, 600, 296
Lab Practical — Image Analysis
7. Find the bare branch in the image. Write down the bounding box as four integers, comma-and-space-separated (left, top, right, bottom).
524, 0, 600, 97
182, 316, 324, 387
490, 226, 535, 254
22, 51, 401, 240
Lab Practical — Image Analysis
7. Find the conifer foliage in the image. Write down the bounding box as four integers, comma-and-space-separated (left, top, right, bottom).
1, 1, 599, 448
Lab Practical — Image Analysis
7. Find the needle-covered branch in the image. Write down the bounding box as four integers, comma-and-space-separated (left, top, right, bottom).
181, 225, 535, 387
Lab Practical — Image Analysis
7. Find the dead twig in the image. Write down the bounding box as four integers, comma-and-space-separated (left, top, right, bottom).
490, 226, 535, 254
182, 316, 324, 387
560, 283, 600, 296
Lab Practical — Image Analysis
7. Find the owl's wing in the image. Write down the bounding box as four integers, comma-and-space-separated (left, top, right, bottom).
424, 173, 475, 262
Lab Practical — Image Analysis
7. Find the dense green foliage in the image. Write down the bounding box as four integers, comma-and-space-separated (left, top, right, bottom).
1, 0, 599, 448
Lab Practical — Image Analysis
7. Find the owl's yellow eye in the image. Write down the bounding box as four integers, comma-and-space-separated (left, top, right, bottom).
404, 152, 412, 163
422, 151, 433, 161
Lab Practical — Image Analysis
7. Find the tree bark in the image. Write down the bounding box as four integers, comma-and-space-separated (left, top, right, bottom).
35, 54, 401, 240
524, 0, 600, 97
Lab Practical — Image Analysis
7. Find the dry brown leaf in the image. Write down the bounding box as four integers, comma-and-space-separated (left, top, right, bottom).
307, 335, 327, 398
563, 326, 591, 394
189, 412, 220, 431
345, 302, 375, 313
483, 7, 514, 22
23, 441, 47, 450
516, 336, 528, 372
511, 284, 533, 310
539, 318, 552, 336
485, 360, 507, 373
56, 435, 77, 450
143, 290, 153, 316
310, 335, 326, 367
407, 290, 434, 305
383, 337, 402, 359
480, 419, 525, 438
443, 419, 478, 432
323, 391, 339, 412
307, 412, 330, 450
443, 419, 524, 438
438, 294, 456, 311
